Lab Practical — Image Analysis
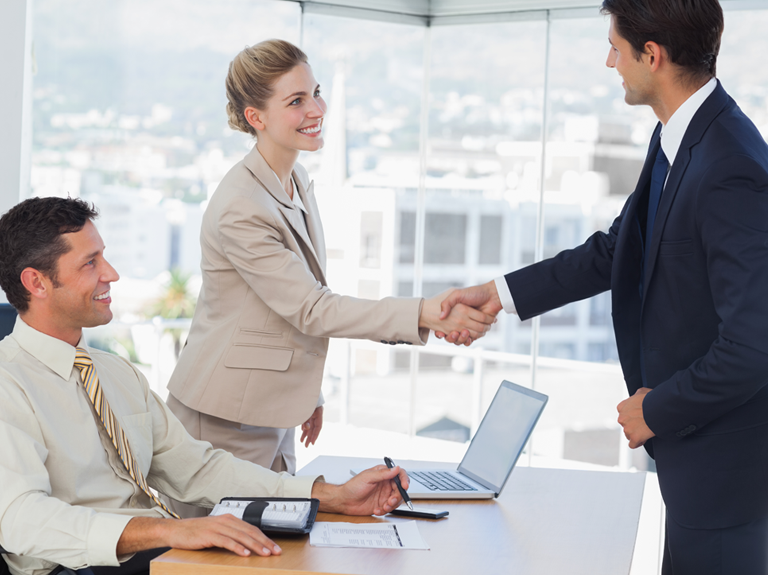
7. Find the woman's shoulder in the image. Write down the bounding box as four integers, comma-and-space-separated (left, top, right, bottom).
204, 162, 277, 222
213, 152, 274, 198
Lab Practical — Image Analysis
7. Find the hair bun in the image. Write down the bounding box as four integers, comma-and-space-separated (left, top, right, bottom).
226, 101, 252, 135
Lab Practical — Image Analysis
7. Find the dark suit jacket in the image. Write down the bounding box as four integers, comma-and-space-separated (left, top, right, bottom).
506, 81, 768, 529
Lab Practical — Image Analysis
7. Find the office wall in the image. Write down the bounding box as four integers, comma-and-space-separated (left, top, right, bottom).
0, 0, 34, 303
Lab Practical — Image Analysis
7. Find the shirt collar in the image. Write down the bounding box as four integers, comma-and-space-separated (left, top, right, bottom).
11, 316, 84, 381
271, 169, 308, 214
660, 77, 717, 166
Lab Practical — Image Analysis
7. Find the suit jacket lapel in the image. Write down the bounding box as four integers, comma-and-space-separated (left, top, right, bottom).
296, 179, 327, 274
243, 146, 326, 282
642, 81, 730, 297
641, 143, 690, 296
616, 124, 658, 308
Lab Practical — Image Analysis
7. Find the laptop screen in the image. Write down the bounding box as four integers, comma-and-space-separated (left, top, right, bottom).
457, 380, 548, 494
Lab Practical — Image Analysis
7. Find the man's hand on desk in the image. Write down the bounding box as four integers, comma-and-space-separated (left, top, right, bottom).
312, 464, 409, 516
115, 465, 408, 559
117, 514, 282, 558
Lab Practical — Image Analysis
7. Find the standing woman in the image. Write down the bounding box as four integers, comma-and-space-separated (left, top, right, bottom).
166, 40, 491, 514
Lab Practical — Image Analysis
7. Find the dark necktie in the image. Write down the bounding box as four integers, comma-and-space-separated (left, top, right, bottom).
639, 146, 670, 386
645, 146, 669, 255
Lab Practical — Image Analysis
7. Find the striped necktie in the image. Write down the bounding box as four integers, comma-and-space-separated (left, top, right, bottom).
74, 347, 179, 519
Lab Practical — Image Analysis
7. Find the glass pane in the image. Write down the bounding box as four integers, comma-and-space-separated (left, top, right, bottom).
718, 8, 768, 138
33, 0, 302, 393
408, 20, 548, 445
536, 15, 658, 365
300, 14, 427, 431
528, 15, 656, 468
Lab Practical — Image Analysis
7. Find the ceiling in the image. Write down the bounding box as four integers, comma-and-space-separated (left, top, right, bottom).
279, 0, 763, 26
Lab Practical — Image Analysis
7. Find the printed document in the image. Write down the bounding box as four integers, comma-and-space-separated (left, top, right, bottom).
309, 521, 429, 550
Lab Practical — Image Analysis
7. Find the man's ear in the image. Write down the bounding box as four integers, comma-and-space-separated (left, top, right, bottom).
244, 106, 266, 132
20, 268, 51, 302
644, 41, 665, 72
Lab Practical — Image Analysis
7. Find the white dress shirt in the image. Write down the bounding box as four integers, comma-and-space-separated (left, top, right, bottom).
270, 169, 308, 214
495, 77, 718, 314
0, 317, 317, 575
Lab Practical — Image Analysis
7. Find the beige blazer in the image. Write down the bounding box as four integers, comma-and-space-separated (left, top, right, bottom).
168, 146, 427, 428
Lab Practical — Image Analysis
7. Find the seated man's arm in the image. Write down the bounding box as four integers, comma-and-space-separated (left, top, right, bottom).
139, 365, 318, 507
117, 514, 282, 557
115, 464, 408, 558
0, 378, 133, 569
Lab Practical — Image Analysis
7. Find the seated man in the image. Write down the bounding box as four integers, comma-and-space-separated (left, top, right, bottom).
0, 197, 408, 575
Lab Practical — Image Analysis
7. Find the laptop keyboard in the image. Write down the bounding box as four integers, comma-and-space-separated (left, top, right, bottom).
410, 471, 478, 491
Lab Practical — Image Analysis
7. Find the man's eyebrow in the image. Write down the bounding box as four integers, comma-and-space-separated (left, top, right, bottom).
82, 249, 101, 262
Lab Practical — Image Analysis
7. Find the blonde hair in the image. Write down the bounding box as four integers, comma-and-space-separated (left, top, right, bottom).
225, 39, 309, 136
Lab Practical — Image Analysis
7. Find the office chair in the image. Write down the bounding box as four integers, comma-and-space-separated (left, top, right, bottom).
0, 303, 17, 574
0, 304, 17, 339
0, 546, 9, 575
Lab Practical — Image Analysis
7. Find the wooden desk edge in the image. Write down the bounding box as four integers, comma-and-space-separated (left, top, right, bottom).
151, 549, 342, 575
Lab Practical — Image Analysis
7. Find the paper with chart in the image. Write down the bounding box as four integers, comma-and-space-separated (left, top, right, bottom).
309, 521, 429, 550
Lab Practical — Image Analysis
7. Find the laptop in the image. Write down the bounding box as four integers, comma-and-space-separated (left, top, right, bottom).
355, 380, 548, 499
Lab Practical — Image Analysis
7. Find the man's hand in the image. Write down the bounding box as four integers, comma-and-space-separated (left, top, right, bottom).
300, 406, 323, 447
117, 514, 281, 558
419, 288, 496, 347
312, 464, 409, 516
617, 387, 656, 448
434, 281, 503, 345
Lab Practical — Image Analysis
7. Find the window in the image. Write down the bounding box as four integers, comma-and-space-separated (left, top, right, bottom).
478, 214, 503, 265
424, 213, 467, 264
29, 2, 768, 475
359, 211, 383, 268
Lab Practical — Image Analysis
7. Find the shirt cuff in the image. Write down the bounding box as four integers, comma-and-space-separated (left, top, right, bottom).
494, 276, 517, 315
281, 473, 322, 499
87, 513, 134, 567
316, 392, 325, 409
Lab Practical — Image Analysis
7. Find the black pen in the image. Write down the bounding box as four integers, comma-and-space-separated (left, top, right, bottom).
384, 456, 414, 511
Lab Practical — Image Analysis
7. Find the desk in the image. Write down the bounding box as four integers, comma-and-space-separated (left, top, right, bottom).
151, 456, 645, 575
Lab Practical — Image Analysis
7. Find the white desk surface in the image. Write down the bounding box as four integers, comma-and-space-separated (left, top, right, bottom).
297, 455, 646, 575
151, 456, 646, 575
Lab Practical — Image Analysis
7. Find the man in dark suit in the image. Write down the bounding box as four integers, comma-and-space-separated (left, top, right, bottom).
439, 1, 768, 572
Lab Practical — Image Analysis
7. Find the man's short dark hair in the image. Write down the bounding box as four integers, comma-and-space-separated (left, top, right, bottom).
0, 197, 99, 312
601, 0, 724, 85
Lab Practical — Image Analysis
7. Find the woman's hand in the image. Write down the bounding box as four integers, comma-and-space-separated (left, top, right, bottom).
419, 289, 496, 346
300, 406, 323, 447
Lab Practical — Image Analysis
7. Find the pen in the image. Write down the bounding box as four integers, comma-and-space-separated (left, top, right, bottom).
384, 456, 413, 511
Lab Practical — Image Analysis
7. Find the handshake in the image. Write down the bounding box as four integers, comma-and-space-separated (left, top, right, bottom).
418, 280, 503, 346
